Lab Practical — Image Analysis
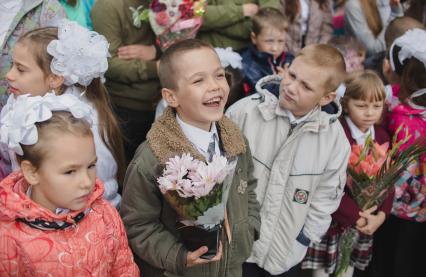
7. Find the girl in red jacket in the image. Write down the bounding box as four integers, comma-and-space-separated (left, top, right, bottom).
301, 70, 394, 277
0, 93, 138, 276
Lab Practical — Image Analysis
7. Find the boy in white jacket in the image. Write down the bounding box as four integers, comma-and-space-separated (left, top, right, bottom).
226, 44, 350, 276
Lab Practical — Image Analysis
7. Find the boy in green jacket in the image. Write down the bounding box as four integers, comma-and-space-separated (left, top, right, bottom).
120, 39, 261, 277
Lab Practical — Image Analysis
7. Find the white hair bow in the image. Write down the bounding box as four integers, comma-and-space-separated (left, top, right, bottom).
215, 47, 243, 69
0, 93, 92, 156
390, 28, 426, 72
47, 19, 110, 86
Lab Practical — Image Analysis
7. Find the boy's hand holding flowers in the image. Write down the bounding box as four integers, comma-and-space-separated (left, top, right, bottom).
187, 242, 223, 267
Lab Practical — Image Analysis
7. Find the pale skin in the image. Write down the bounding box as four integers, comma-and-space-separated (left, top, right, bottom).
355, 205, 386, 236
117, 44, 157, 61
186, 242, 223, 267
242, 3, 259, 17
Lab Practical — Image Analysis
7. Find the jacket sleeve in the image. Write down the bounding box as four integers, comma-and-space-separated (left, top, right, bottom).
200, 3, 246, 30
91, 1, 158, 84
110, 207, 140, 277
120, 156, 188, 275
344, 1, 403, 54
40, 0, 67, 26
303, 128, 350, 243
245, 137, 261, 237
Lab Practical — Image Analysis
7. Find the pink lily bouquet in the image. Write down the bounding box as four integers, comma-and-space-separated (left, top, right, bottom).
157, 153, 236, 258
336, 126, 426, 276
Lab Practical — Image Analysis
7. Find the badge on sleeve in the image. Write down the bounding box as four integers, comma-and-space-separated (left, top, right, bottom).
238, 180, 248, 194
293, 189, 309, 204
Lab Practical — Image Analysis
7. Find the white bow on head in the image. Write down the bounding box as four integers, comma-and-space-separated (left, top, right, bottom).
390, 28, 426, 72
0, 93, 92, 156
214, 47, 243, 69
47, 19, 110, 86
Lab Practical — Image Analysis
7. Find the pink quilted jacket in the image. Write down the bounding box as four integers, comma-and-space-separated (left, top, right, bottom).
0, 171, 139, 276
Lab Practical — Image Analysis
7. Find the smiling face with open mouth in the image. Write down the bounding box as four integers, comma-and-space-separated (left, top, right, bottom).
167, 47, 230, 131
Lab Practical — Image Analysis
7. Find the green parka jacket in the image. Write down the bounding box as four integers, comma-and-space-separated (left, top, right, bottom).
120, 108, 261, 277
91, 0, 161, 111
197, 0, 280, 50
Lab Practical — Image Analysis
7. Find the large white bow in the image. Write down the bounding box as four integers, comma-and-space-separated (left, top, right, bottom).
47, 19, 110, 86
0, 93, 92, 155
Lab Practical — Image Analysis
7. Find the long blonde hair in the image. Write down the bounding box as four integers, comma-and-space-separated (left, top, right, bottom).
359, 0, 383, 38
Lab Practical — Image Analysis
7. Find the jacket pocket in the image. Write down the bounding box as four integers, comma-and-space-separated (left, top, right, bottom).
228, 218, 254, 266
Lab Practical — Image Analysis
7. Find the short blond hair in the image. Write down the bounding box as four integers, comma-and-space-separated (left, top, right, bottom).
296, 44, 346, 92
252, 7, 288, 35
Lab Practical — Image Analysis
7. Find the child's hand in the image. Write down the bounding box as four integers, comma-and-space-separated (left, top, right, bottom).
276, 63, 289, 77
186, 242, 223, 267
118, 44, 156, 61
243, 3, 259, 17
356, 210, 386, 235
355, 216, 367, 228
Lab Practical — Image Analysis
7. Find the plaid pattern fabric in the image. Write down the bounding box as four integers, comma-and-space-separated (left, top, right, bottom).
301, 226, 373, 273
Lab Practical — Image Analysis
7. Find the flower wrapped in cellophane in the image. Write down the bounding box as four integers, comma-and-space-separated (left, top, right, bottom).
148, 0, 207, 50
336, 126, 426, 276
157, 153, 236, 258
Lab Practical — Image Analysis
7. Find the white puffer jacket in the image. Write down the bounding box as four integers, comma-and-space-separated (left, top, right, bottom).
226, 76, 350, 275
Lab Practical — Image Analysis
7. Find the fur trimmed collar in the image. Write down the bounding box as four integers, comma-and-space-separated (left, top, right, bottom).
147, 107, 246, 163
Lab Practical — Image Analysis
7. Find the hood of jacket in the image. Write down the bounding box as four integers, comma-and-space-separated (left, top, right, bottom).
0, 171, 104, 224
254, 75, 342, 132
146, 107, 246, 163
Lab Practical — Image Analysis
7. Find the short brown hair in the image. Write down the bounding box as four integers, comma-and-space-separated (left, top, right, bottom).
296, 44, 346, 92
385, 16, 425, 50
18, 112, 93, 169
340, 70, 386, 113
252, 7, 288, 35
158, 39, 216, 89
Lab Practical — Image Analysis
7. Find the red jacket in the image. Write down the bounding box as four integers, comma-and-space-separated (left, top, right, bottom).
329, 118, 394, 234
0, 171, 139, 276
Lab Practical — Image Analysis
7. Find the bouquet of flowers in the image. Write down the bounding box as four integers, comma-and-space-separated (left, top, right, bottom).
144, 0, 207, 50
157, 153, 236, 258
336, 126, 426, 276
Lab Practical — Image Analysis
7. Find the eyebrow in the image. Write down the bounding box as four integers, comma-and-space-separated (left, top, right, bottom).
13, 60, 29, 69
186, 66, 224, 80
289, 69, 314, 90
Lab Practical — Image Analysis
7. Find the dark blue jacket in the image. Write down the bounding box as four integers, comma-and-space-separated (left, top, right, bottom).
240, 45, 294, 97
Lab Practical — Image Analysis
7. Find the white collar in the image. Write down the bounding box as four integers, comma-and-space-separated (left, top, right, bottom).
345, 116, 375, 146
285, 109, 314, 125
176, 114, 219, 155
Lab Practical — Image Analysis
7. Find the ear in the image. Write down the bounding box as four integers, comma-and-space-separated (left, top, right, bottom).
162, 88, 179, 108
21, 160, 40, 186
319, 91, 336, 106
250, 32, 257, 45
47, 74, 64, 91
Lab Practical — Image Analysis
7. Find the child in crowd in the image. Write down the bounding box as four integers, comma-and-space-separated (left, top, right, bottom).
328, 36, 366, 73
120, 39, 261, 277
227, 44, 350, 276
1, 20, 125, 208
241, 7, 294, 96
301, 70, 393, 277
0, 93, 138, 275
379, 28, 426, 277
0, 0, 65, 107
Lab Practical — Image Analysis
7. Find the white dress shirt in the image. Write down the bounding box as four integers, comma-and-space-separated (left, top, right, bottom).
176, 114, 220, 161
345, 116, 375, 146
